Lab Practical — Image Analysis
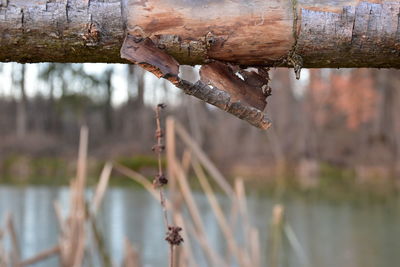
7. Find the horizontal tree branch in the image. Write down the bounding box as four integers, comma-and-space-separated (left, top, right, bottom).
0, 0, 399, 68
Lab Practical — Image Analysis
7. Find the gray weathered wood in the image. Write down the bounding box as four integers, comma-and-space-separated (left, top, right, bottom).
296, 1, 400, 68
0, 0, 125, 63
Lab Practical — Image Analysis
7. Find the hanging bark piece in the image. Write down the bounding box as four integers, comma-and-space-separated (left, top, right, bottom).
199, 62, 269, 111
121, 36, 272, 130
121, 35, 180, 80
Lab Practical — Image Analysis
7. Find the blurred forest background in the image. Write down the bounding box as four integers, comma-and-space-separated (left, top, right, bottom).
0, 63, 399, 191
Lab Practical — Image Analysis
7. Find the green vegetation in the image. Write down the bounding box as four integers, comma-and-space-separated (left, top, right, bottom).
1, 155, 69, 185
1, 156, 398, 203
0, 154, 163, 186
115, 155, 164, 171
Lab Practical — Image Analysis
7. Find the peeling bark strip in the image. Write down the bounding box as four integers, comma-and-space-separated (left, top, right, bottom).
199, 62, 269, 111
121, 35, 272, 130
121, 35, 179, 79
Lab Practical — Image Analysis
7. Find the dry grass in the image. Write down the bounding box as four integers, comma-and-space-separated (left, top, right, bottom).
0, 117, 304, 267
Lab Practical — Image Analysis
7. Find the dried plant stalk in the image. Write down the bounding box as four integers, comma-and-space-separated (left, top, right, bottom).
173, 119, 234, 197
234, 179, 253, 265
171, 157, 228, 267
192, 161, 251, 267
172, 214, 198, 267
60, 126, 89, 267
19, 245, 60, 267
123, 238, 140, 267
250, 228, 261, 267
166, 117, 177, 206
6, 213, 20, 266
113, 163, 161, 201
153, 104, 183, 267
92, 162, 113, 215
153, 104, 170, 228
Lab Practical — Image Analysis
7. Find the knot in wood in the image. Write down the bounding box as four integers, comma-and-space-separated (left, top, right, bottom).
83, 22, 100, 46
205, 32, 216, 48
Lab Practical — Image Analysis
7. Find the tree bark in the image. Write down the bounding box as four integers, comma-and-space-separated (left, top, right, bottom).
0, 0, 399, 68
0, 0, 125, 63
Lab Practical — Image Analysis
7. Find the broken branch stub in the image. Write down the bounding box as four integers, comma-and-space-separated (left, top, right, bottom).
177, 80, 272, 130
121, 35, 272, 130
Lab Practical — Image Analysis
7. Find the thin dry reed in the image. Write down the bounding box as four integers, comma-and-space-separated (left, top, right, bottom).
0, 115, 302, 267
164, 116, 263, 267
153, 104, 183, 267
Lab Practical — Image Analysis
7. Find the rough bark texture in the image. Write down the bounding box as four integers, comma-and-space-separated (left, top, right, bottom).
296, 0, 400, 68
1, 0, 399, 68
177, 79, 272, 130
126, 0, 294, 66
0, 0, 125, 63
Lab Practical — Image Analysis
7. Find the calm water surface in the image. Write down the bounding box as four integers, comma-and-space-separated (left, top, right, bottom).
0, 186, 399, 267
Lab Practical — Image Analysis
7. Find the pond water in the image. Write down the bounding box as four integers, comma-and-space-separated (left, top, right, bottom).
0, 186, 399, 267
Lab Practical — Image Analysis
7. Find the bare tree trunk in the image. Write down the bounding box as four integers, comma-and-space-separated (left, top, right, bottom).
302, 69, 322, 159
15, 64, 27, 138
104, 68, 114, 133
127, 65, 145, 108
135, 66, 145, 108
375, 69, 400, 167
0, 0, 399, 68
45, 77, 57, 133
